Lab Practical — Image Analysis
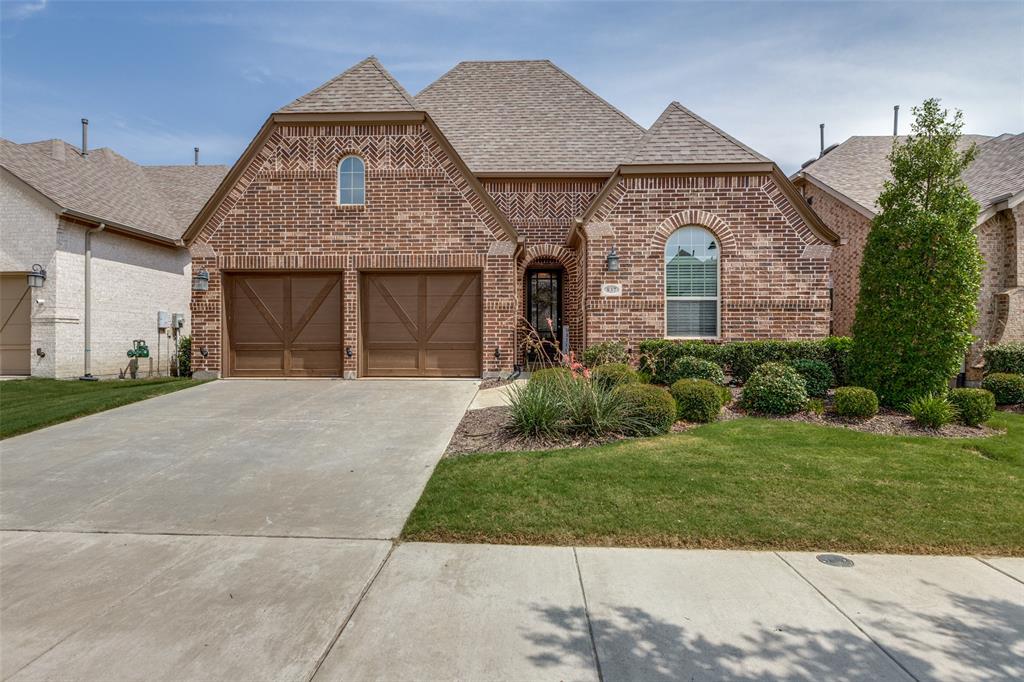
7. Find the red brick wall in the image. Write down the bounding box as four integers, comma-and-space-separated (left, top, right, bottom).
189, 122, 517, 377
483, 178, 601, 361
582, 174, 833, 348
800, 184, 872, 337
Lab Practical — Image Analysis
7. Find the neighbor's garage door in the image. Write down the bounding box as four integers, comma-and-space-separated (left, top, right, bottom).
361, 271, 481, 377
0, 274, 31, 375
226, 273, 343, 377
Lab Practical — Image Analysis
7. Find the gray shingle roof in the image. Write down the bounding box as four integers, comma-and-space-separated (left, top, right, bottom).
0, 137, 227, 241
798, 134, 1001, 214
629, 102, 768, 164
961, 133, 1024, 206
415, 60, 646, 174
278, 56, 418, 113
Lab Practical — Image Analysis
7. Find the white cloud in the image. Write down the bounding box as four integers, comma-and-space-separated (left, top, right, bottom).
4, 0, 48, 21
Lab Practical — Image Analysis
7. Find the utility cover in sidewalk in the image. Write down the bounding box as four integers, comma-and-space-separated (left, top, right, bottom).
816, 553, 855, 567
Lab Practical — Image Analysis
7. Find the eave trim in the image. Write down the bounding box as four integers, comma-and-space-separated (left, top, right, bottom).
619, 162, 774, 175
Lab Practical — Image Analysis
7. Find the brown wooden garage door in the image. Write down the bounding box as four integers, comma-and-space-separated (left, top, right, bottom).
226, 273, 343, 377
1, 274, 31, 375
361, 271, 481, 377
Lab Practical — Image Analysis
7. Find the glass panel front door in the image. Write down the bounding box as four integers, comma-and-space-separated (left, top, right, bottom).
527, 269, 562, 358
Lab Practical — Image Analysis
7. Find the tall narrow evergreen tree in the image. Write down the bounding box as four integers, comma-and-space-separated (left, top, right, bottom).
850, 99, 983, 407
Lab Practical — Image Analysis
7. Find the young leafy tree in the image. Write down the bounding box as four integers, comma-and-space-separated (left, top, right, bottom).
850, 99, 983, 407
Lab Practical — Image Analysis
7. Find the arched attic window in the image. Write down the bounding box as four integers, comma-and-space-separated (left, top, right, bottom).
665, 226, 719, 338
338, 155, 365, 205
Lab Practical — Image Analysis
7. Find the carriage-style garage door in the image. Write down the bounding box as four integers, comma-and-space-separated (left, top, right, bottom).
361, 271, 481, 378
225, 273, 343, 377
0, 274, 31, 375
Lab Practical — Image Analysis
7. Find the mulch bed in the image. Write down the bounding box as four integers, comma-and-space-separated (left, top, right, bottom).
447, 390, 1004, 455
477, 376, 521, 391
445, 406, 631, 457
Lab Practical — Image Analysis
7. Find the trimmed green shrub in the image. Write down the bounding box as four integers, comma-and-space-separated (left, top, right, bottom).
741, 362, 809, 415
984, 343, 1024, 376
949, 388, 995, 427
507, 380, 564, 438
981, 373, 1024, 405
582, 341, 629, 368
724, 340, 830, 383
909, 393, 957, 429
615, 383, 677, 435
806, 398, 825, 415
833, 387, 879, 418
820, 336, 853, 386
637, 339, 725, 385
591, 363, 641, 390
529, 366, 573, 388
667, 356, 726, 386
718, 385, 733, 405
670, 378, 725, 423
850, 100, 983, 407
789, 359, 834, 398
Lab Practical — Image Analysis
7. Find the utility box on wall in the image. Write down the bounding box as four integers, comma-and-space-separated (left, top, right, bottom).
157, 311, 170, 329
172, 313, 185, 329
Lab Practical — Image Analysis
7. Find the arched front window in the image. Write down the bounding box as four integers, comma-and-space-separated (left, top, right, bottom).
338, 156, 365, 205
665, 226, 719, 338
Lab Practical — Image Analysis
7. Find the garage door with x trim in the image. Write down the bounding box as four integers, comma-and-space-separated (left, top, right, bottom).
226, 273, 343, 377
361, 271, 481, 377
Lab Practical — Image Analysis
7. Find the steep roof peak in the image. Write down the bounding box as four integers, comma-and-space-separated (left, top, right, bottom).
415, 59, 646, 173
277, 56, 418, 114
628, 101, 768, 165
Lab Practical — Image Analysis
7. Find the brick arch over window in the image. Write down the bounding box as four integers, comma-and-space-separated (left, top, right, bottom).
652, 209, 736, 254
519, 243, 583, 362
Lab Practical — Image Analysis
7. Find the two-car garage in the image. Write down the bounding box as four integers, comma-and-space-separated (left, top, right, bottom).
224, 271, 481, 378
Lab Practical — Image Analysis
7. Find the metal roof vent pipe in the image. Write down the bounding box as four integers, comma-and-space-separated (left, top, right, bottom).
81, 118, 89, 156
819, 123, 825, 157
893, 105, 900, 136
194, 146, 199, 166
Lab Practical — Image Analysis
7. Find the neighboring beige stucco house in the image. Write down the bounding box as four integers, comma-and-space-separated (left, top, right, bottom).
0, 137, 226, 378
792, 133, 1024, 378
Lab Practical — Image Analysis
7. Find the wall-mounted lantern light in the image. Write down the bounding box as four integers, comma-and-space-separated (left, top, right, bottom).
605, 247, 620, 272
345, 346, 353, 359
494, 346, 502, 361
200, 346, 209, 358
191, 269, 210, 292
27, 264, 47, 288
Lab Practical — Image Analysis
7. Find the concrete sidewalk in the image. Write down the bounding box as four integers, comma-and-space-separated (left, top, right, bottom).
317, 543, 1023, 681
2, 538, 1021, 680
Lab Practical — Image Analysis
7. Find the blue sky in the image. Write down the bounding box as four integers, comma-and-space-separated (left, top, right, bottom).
2, 0, 1022, 173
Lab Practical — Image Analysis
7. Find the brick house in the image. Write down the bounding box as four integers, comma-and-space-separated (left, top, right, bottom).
792, 133, 1024, 376
185, 57, 837, 379
0, 136, 226, 378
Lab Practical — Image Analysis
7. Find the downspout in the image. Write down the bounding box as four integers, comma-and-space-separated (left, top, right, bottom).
80, 222, 106, 381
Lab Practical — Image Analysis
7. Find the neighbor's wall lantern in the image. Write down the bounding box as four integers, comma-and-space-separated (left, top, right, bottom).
27, 264, 46, 288
192, 268, 210, 292
605, 247, 620, 272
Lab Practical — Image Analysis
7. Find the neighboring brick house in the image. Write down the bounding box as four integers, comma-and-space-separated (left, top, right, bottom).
792, 133, 1024, 376
0, 136, 226, 378
185, 57, 837, 379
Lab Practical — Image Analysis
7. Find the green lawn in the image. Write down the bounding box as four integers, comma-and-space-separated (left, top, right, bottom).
403, 412, 1024, 555
0, 377, 207, 439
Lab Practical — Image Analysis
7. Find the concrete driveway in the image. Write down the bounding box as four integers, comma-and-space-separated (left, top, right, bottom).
0, 379, 476, 680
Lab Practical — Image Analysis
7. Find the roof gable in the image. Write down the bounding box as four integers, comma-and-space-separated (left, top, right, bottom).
0, 137, 227, 242
629, 102, 768, 165
415, 60, 646, 174
278, 57, 418, 113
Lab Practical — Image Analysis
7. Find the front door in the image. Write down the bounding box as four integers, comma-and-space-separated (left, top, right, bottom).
526, 269, 563, 360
